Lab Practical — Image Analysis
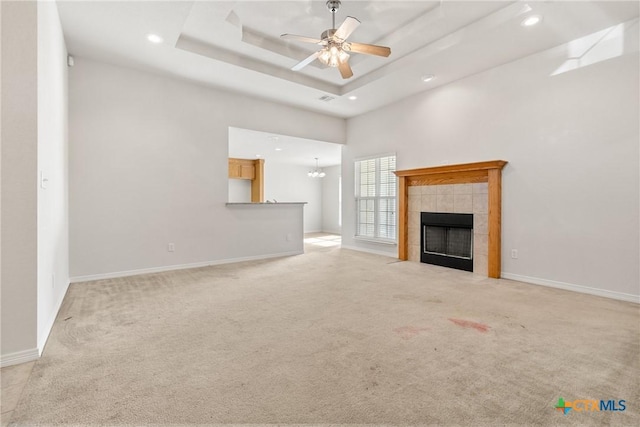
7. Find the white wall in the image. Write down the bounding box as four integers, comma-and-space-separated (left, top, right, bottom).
228, 179, 251, 203
69, 58, 345, 279
37, 0, 69, 353
1, 1, 39, 364
321, 164, 341, 234
263, 162, 322, 233
344, 26, 639, 300
1, 0, 70, 366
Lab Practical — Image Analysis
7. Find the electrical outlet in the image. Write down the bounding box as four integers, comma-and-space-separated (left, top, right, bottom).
286, 233, 292, 241
511, 249, 518, 259
168, 243, 175, 252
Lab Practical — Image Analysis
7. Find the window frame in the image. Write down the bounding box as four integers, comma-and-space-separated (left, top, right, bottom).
354, 153, 397, 244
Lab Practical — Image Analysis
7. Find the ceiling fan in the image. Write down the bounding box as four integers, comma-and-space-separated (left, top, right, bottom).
281, 0, 391, 79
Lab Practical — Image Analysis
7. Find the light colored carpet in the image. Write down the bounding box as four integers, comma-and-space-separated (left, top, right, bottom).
9, 243, 640, 426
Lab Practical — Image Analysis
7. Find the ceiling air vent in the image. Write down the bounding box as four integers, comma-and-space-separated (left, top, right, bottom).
318, 95, 335, 102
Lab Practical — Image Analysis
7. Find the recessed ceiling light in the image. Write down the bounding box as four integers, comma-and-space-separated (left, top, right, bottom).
348, 95, 358, 100
256, 154, 262, 158
521, 15, 542, 27
421, 74, 435, 82
275, 148, 282, 151
147, 34, 164, 44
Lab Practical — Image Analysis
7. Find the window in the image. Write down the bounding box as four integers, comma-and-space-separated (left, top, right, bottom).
355, 154, 396, 242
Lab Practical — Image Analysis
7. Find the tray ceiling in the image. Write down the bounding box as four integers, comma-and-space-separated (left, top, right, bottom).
57, 1, 639, 118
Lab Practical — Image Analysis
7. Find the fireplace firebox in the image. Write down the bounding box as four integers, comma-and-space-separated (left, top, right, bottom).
421, 212, 473, 272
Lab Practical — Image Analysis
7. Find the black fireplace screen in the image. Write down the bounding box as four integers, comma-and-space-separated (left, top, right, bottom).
421, 212, 473, 271
424, 226, 473, 259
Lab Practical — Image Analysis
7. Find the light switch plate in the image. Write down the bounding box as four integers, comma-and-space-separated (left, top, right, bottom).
40, 171, 49, 189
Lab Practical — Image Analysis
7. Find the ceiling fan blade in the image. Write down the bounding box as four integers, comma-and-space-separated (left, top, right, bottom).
338, 61, 353, 79
347, 42, 391, 57
281, 34, 323, 45
292, 51, 321, 71
334, 16, 360, 40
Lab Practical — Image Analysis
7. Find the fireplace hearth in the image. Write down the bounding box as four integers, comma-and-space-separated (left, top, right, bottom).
421, 212, 473, 272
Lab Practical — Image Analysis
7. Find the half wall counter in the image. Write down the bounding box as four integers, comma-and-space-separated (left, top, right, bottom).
225, 202, 307, 257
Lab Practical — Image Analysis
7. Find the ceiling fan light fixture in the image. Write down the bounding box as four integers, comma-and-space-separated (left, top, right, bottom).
282, 0, 390, 79
338, 49, 349, 63
318, 49, 331, 65
318, 45, 349, 68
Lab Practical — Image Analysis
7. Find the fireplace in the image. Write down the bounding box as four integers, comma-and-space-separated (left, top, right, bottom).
421, 212, 473, 272
394, 160, 507, 278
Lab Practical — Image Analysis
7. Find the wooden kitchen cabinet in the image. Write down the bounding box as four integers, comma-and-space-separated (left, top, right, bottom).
228, 158, 264, 202
228, 158, 255, 179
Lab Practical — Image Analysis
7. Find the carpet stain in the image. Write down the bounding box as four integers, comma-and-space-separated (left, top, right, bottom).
393, 326, 430, 340
448, 318, 490, 333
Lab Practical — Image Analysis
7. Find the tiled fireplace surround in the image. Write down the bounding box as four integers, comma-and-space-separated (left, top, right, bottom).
407, 183, 489, 275
395, 161, 507, 278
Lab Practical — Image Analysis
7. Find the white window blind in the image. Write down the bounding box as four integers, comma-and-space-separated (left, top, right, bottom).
355, 155, 396, 242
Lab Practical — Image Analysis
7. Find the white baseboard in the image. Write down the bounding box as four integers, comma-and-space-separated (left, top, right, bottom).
501, 272, 639, 304
321, 229, 341, 235
341, 244, 398, 259
70, 251, 303, 283
1, 348, 39, 368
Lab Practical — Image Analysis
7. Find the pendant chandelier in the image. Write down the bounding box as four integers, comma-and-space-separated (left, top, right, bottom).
308, 157, 326, 178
